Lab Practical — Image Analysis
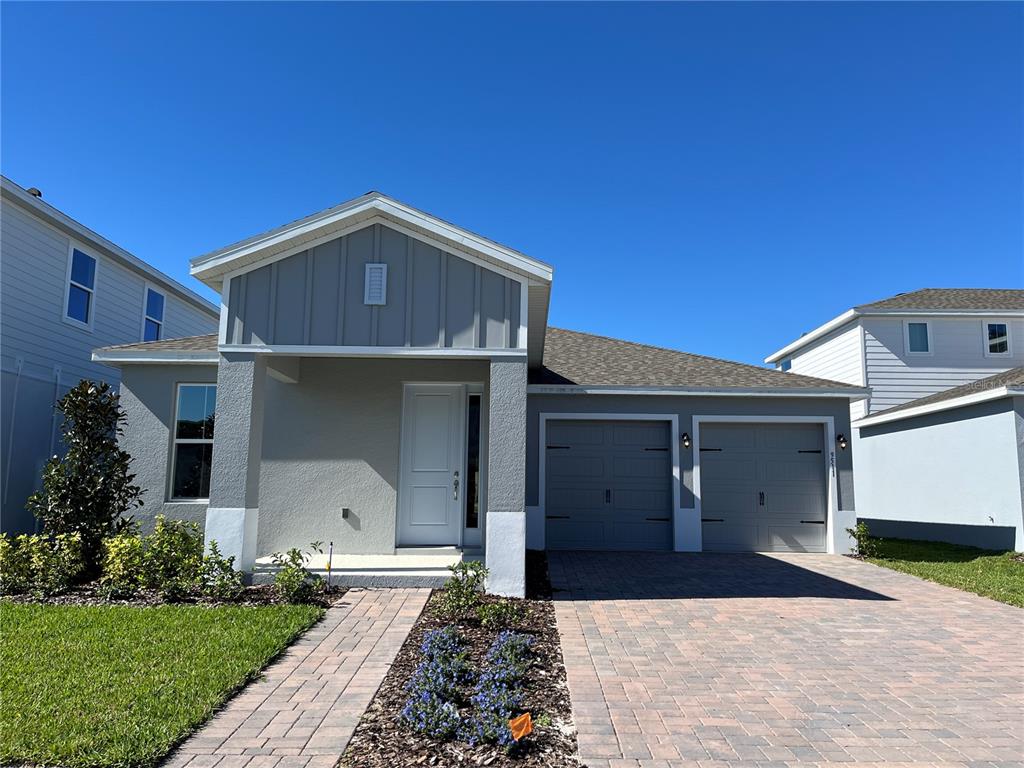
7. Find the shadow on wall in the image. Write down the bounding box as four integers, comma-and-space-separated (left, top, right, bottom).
547, 551, 895, 601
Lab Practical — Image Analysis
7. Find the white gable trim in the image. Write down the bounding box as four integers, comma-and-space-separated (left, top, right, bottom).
853, 385, 1022, 428
191, 195, 553, 284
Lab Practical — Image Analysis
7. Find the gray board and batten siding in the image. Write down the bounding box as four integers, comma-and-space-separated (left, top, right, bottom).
224, 223, 522, 350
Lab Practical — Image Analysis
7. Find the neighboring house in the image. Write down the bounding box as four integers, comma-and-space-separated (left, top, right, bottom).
766, 288, 1024, 551
852, 368, 1024, 551
0, 176, 219, 534
92, 192, 867, 596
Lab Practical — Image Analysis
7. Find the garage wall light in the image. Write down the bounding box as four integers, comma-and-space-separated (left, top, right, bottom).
836, 434, 848, 450
681, 432, 691, 449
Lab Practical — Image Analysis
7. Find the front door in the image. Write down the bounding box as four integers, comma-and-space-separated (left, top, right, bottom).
397, 384, 465, 546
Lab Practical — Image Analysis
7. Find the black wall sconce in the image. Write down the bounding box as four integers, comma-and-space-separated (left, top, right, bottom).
681, 432, 691, 449
836, 434, 848, 450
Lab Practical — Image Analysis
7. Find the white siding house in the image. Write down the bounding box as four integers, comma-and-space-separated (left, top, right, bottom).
766, 289, 1024, 550
1, 177, 218, 534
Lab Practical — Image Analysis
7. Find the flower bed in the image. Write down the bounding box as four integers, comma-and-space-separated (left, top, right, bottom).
341, 552, 578, 767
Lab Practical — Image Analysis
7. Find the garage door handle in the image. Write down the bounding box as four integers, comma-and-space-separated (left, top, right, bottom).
800, 520, 825, 525
605, 489, 611, 504
646, 517, 670, 522
758, 491, 765, 506
546, 515, 570, 519
702, 518, 724, 523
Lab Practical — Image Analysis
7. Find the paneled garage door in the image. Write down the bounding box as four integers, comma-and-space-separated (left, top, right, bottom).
545, 420, 672, 550
699, 422, 827, 553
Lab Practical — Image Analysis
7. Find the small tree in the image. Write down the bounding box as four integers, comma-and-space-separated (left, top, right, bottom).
26, 380, 143, 573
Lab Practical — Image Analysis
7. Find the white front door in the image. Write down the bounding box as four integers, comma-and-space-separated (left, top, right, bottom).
398, 384, 465, 546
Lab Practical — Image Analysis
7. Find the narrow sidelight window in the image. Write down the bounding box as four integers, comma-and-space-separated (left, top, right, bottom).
171, 384, 216, 500
906, 321, 930, 354
66, 248, 96, 326
986, 323, 1009, 356
464, 394, 481, 529
143, 287, 165, 341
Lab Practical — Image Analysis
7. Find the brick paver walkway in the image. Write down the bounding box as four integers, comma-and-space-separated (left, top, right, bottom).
551, 551, 1024, 768
164, 587, 430, 768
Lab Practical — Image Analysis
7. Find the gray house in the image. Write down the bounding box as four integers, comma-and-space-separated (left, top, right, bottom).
1, 176, 219, 534
94, 192, 868, 596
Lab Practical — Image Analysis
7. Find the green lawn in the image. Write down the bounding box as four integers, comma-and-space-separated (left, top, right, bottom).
0, 602, 323, 768
867, 537, 1024, 608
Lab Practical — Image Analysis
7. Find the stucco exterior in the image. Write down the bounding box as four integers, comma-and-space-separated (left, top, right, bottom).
857, 397, 1024, 551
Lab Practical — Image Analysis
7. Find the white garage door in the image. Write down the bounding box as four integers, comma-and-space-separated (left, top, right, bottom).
545, 420, 673, 550
699, 422, 827, 553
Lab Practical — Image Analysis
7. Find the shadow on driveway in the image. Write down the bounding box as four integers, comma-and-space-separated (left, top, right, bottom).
548, 550, 895, 601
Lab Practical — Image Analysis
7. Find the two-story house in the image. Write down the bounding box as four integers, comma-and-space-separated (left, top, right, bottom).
1, 176, 219, 534
766, 288, 1024, 551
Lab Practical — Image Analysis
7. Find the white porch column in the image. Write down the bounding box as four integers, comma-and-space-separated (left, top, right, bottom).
204, 353, 267, 571
485, 359, 528, 597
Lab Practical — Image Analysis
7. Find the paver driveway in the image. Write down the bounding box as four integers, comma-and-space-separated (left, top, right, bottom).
550, 551, 1023, 768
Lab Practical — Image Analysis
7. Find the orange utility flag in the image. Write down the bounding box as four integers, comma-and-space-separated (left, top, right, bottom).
508, 712, 533, 741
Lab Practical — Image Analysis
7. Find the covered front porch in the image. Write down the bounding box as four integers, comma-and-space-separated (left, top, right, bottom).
203, 352, 528, 596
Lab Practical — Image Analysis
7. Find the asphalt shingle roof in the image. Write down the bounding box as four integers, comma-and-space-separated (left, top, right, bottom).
865, 367, 1024, 420
98, 328, 862, 392
531, 328, 861, 390
855, 288, 1024, 312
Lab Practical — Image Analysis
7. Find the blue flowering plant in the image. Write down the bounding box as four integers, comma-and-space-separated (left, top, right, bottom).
400, 690, 462, 740
404, 626, 470, 700
460, 631, 535, 747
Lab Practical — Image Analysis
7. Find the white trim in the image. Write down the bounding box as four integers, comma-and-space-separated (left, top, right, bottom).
982, 319, 1012, 358
1, 176, 218, 317
765, 310, 859, 363
141, 283, 165, 342
62, 241, 98, 331
853, 385, 1021, 428
168, 382, 217, 502
93, 350, 219, 365
537, 412, 683, 550
218, 344, 527, 359
363, 262, 388, 305
527, 384, 869, 399
190, 195, 554, 283
691, 415, 840, 554
903, 319, 933, 356
218, 276, 231, 345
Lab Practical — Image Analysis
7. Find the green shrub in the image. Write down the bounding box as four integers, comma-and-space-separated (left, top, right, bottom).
196, 541, 244, 601
476, 599, 523, 629
144, 516, 203, 599
26, 380, 143, 573
271, 542, 324, 603
0, 533, 83, 597
437, 560, 488, 621
99, 535, 146, 598
846, 521, 878, 558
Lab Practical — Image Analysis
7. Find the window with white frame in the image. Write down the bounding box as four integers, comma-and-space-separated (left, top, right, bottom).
985, 322, 1010, 356
170, 384, 216, 500
905, 321, 931, 354
65, 248, 96, 326
143, 287, 165, 341
780, 359, 792, 372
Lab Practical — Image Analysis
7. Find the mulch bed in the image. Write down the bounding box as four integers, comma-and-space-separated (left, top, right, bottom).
340, 551, 579, 767
1, 583, 348, 608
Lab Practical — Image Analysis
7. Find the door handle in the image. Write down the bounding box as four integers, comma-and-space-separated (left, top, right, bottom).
453, 471, 459, 501
758, 491, 765, 507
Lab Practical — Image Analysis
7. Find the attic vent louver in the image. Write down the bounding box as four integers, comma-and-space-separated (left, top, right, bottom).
364, 263, 387, 305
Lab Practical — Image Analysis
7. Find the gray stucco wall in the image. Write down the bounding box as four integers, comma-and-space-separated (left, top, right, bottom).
226, 224, 522, 350
857, 397, 1023, 551
525, 394, 856, 511
119, 364, 219, 533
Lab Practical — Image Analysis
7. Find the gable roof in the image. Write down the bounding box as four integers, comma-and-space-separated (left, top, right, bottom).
1, 176, 218, 317
855, 288, 1024, 312
766, 287, 1024, 363
855, 366, 1024, 428
531, 328, 868, 395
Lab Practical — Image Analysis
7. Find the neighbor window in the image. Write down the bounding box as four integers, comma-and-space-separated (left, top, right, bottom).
143, 288, 165, 341
780, 359, 792, 372
65, 248, 96, 326
171, 384, 216, 500
906, 321, 931, 354
985, 322, 1009, 356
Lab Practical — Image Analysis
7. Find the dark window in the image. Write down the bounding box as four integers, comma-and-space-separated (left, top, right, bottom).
907, 322, 930, 353
987, 323, 1009, 355
144, 288, 164, 341
66, 249, 96, 324
464, 394, 481, 529
780, 359, 792, 372
172, 384, 216, 499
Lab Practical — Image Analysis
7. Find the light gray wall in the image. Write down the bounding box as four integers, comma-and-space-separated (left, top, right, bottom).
857, 397, 1023, 551
118, 364, 219, 533
226, 223, 522, 350
525, 394, 856, 511
1, 198, 217, 533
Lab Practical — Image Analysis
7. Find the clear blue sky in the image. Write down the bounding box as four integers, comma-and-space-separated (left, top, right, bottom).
3, 2, 1021, 365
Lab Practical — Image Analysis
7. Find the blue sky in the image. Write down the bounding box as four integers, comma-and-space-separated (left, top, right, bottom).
2, 2, 1021, 365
